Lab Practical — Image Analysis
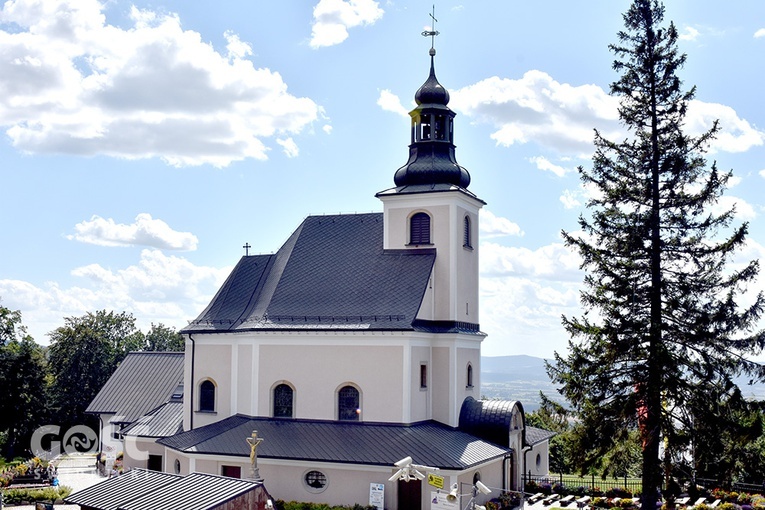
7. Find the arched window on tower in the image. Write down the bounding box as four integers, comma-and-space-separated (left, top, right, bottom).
273, 383, 294, 418
463, 215, 472, 248
199, 380, 215, 412
338, 385, 360, 421
410, 212, 431, 245
466, 363, 474, 388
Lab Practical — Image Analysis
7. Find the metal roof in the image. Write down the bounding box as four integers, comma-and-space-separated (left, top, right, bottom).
66, 469, 267, 510
65, 469, 181, 510
117, 472, 264, 510
158, 415, 511, 470
121, 401, 183, 438
525, 426, 557, 446
183, 213, 438, 334
86, 352, 184, 424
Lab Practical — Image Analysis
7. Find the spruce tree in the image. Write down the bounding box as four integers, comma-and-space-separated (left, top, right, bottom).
548, 1, 765, 506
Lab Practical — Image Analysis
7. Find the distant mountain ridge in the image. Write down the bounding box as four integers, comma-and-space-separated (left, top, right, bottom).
480, 355, 765, 412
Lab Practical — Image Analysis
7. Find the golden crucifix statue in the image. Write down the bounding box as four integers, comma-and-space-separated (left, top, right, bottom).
247, 430, 263, 463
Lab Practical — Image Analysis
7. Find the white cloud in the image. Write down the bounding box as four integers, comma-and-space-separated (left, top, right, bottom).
309, 0, 383, 49
481, 241, 582, 281
755, 28, 765, 38
685, 100, 765, 153
713, 195, 757, 221
0, 250, 230, 343
529, 155, 571, 177
760, 169, 765, 179
277, 137, 299, 158
0, 0, 320, 167
451, 71, 764, 158
451, 71, 621, 155
480, 210, 523, 238
479, 240, 583, 358
679, 26, 701, 41
560, 189, 581, 209
377, 89, 409, 117
67, 213, 198, 250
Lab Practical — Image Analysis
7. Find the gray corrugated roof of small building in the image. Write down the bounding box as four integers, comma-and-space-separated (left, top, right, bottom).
121, 401, 184, 438
158, 415, 510, 470
182, 213, 437, 333
85, 352, 184, 424
525, 425, 557, 445
65, 468, 181, 510
117, 472, 261, 510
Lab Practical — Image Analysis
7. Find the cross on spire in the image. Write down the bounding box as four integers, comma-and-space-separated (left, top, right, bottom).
421, 5, 439, 50
243, 242, 251, 256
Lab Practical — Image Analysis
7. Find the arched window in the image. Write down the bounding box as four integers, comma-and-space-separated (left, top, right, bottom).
410, 212, 431, 245
467, 363, 474, 388
199, 380, 215, 412
273, 383, 294, 418
338, 385, 360, 421
463, 215, 472, 248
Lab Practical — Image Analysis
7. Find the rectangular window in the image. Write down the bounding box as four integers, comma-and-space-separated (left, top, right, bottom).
221, 465, 241, 478
147, 455, 162, 472
420, 363, 428, 389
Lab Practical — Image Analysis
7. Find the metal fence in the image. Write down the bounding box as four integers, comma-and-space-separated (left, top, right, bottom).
523, 473, 643, 496
524, 474, 765, 498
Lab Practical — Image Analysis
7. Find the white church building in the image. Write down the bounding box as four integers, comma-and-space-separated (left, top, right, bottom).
101, 44, 554, 510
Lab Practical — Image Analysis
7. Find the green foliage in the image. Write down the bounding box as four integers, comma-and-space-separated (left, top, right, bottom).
548, 0, 765, 506
48, 310, 144, 430
144, 322, 185, 351
273, 501, 375, 510
0, 485, 71, 505
0, 304, 49, 459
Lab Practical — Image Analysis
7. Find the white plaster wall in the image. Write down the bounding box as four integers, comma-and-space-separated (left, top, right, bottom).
257, 342, 405, 422
193, 342, 232, 428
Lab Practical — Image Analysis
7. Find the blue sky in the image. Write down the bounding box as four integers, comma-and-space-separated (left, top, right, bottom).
1, 0, 764, 359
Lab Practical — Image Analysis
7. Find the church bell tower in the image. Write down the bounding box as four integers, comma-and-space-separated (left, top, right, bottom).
376, 39, 485, 329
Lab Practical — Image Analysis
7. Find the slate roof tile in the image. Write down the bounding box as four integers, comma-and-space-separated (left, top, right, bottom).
183, 213, 436, 333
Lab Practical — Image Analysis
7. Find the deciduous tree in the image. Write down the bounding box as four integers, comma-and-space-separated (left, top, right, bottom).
48, 310, 144, 430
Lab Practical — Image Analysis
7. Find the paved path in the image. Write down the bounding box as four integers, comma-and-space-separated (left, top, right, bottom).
3, 453, 105, 509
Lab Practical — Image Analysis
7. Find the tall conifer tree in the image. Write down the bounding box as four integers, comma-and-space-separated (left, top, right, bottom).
548, 1, 765, 505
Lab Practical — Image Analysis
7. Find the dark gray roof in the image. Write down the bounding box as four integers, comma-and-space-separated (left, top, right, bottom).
117, 472, 265, 510
525, 426, 557, 446
158, 415, 510, 470
65, 469, 181, 510
183, 213, 438, 334
458, 397, 524, 448
86, 352, 184, 424
122, 401, 183, 438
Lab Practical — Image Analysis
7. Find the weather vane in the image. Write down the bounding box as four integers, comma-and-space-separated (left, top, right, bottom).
421, 5, 439, 50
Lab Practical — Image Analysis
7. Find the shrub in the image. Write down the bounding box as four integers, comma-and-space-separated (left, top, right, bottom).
273, 501, 376, 510
0, 486, 72, 505
718, 503, 737, 510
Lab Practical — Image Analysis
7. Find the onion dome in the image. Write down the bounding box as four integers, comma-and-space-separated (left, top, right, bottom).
393, 49, 471, 189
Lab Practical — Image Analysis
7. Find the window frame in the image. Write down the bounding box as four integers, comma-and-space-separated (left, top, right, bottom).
409, 212, 432, 245
273, 382, 294, 418
337, 384, 361, 421
198, 379, 216, 412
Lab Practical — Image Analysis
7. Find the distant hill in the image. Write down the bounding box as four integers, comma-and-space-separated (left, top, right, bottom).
480, 355, 559, 412
480, 354, 765, 413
